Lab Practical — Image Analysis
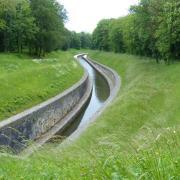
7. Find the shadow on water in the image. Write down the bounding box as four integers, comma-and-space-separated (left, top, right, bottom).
49, 57, 110, 143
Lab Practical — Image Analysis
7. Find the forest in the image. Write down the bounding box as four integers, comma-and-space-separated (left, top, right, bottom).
0, 0, 180, 60
93, 0, 180, 63
0, 0, 91, 56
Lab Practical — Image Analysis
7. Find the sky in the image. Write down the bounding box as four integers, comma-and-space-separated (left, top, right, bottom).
59, 0, 139, 33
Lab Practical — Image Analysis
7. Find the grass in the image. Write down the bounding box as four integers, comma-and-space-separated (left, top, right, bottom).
0, 50, 179, 179
0, 51, 83, 121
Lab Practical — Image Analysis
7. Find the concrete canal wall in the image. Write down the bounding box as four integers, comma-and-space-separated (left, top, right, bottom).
0, 57, 92, 152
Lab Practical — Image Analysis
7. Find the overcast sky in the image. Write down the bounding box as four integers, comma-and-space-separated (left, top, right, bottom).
59, 0, 139, 33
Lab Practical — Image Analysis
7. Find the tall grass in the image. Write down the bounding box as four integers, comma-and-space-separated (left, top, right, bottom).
0, 51, 83, 121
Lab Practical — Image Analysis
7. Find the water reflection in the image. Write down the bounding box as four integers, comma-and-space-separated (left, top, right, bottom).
59, 57, 110, 137
94, 70, 110, 103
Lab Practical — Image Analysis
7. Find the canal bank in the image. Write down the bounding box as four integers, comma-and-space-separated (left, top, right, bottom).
0, 54, 120, 155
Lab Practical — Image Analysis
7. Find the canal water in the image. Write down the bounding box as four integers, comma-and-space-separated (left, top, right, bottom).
59, 56, 110, 138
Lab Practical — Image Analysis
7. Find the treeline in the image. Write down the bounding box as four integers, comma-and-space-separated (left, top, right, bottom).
0, 0, 92, 56
68, 31, 92, 50
92, 0, 180, 62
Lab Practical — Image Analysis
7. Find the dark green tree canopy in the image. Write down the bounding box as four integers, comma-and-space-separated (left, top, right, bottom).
0, 0, 70, 56
92, 19, 112, 51
92, 0, 180, 62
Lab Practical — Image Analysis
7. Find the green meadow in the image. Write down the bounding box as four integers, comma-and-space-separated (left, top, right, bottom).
0, 51, 83, 121
0, 50, 179, 179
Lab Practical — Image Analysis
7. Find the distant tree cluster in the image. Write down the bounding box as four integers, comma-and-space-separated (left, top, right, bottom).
0, 0, 92, 56
68, 31, 92, 50
92, 0, 180, 63
60, 31, 92, 50
0, 0, 69, 56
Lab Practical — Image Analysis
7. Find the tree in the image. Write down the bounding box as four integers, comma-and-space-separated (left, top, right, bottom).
30, 0, 67, 56
80, 32, 92, 49
0, 0, 70, 54
0, 0, 37, 52
109, 18, 125, 53
92, 19, 112, 51
155, 0, 180, 62
14, 0, 38, 53
69, 31, 81, 49
0, 0, 17, 51
92, 0, 180, 62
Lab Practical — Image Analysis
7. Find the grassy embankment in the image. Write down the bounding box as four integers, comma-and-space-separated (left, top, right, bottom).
0, 50, 179, 179
0, 51, 83, 121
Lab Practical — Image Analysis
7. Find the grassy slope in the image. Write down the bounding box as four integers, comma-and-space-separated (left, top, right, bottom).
0, 51, 83, 121
0, 51, 179, 179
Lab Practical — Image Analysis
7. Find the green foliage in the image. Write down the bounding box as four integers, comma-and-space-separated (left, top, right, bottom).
69, 31, 81, 49
68, 31, 92, 50
0, 0, 18, 51
0, 0, 92, 55
109, 18, 125, 53
30, 0, 67, 56
0, 50, 179, 179
14, 0, 38, 53
92, 0, 180, 62
155, 0, 180, 62
0, 19, 5, 30
0, 0, 70, 55
92, 19, 112, 51
80, 32, 92, 49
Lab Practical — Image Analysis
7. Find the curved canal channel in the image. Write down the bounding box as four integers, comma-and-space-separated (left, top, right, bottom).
0, 55, 114, 155
53, 56, 110, 141
2, 55, 111, 154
